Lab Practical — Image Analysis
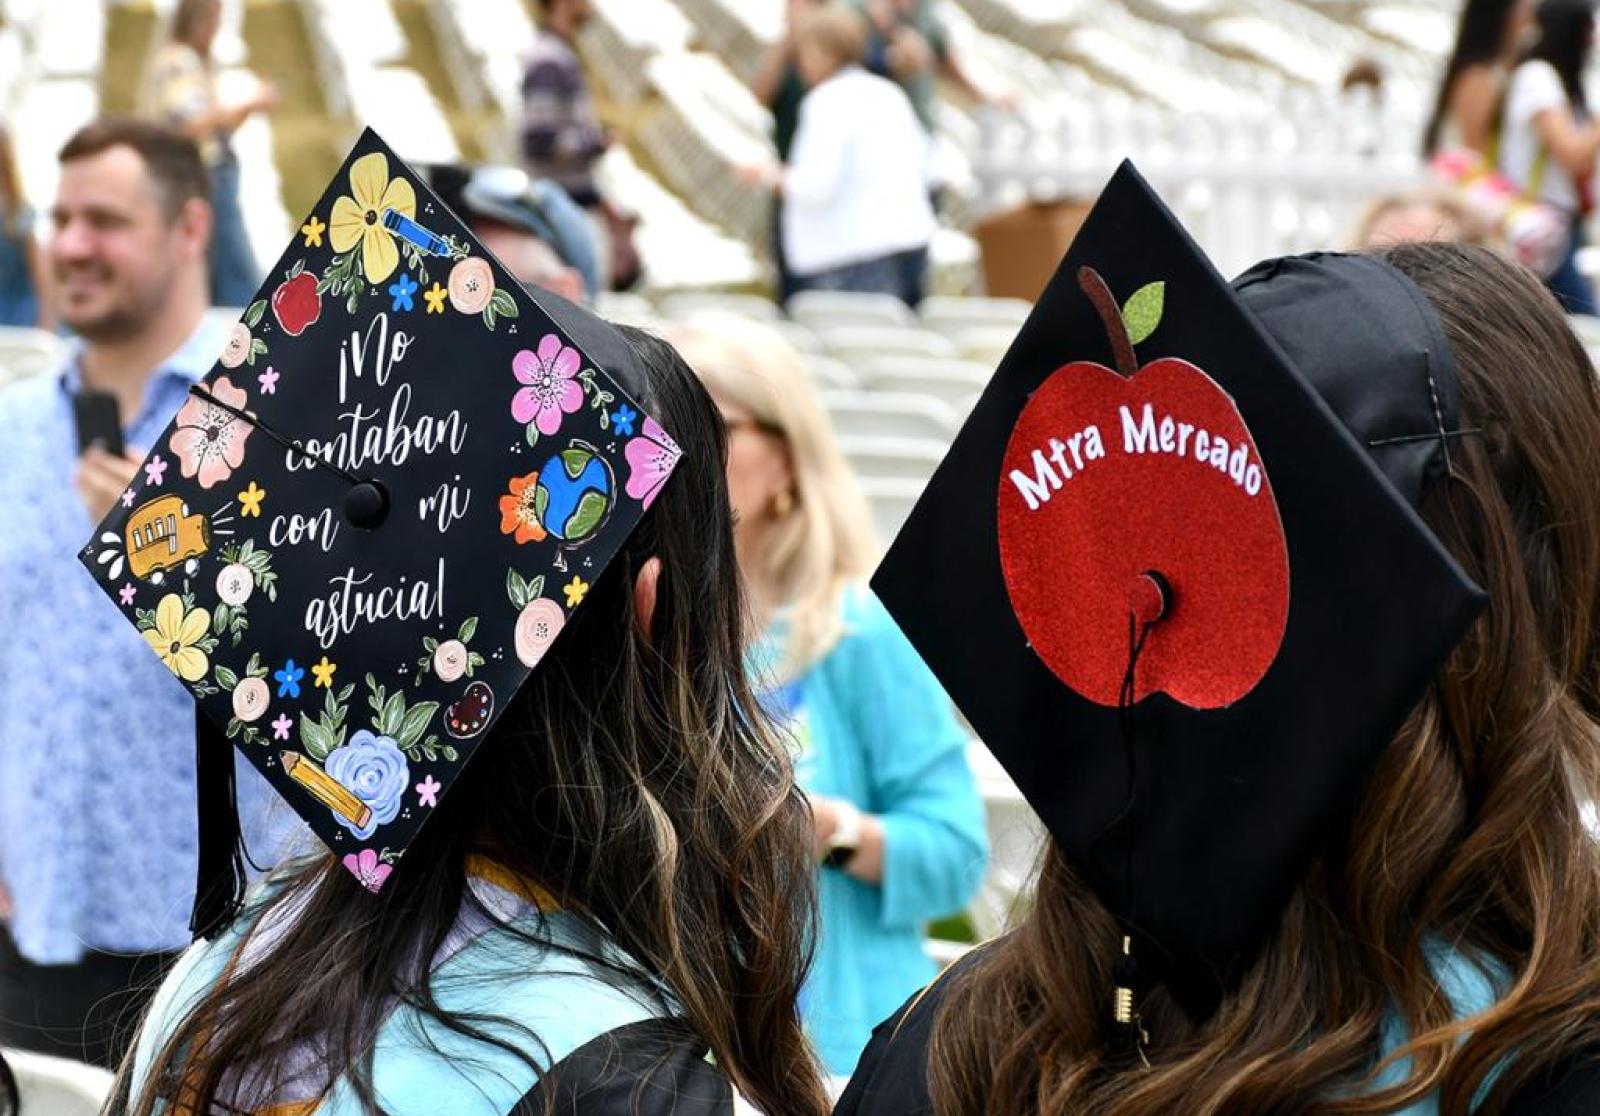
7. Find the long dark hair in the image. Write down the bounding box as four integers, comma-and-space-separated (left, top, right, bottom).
1423, 0, 1523, 153
927, 242, 1600, 1114
1524, 0, 1595, 115
120, 326, 831, 1116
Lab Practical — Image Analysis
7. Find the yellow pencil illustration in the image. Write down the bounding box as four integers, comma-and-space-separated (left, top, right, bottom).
280, 751, 372, 830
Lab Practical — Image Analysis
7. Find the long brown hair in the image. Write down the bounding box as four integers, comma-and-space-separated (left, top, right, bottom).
119, 327, 830, 1116
928, 242, 1600, 1115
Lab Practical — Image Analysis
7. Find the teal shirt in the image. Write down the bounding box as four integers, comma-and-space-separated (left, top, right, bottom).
757, 587, 989, 1075
128, 875, 682, 1114
1373, 940, 1509, 1112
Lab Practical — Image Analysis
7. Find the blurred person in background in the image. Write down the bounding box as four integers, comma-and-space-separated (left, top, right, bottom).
0, 124, 49, 329
425, 163, 598, 304
1348, 184, 1495, 249
1423, 0, 1535, 156
853, 0, 1013, 140
1496, 0, 1600, 314
671, 314, 988, 1076
141, 0, 276, 307
750, 0, 824, 303
742, 4, 937, 308
523, 0, 640, 290
0, 119, 287, 1069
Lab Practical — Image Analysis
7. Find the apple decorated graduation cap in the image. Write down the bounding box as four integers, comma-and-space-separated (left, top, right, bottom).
871, 163, 1486, 1033
78, 129, 682, 938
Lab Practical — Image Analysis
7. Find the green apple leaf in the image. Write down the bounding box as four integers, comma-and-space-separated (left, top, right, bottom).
1121, 281, 1165, 347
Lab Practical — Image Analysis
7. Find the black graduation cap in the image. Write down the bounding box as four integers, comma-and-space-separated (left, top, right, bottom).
871, 162, 1486, 1025
79, 130, 681, 929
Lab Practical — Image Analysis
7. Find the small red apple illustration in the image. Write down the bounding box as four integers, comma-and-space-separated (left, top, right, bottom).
272, 263, 322, 336
995, 266, 1289, 709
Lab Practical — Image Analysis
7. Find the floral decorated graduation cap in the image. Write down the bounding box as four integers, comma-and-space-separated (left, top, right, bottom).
80, 129, 681, 933
871, 162, 1487, 1029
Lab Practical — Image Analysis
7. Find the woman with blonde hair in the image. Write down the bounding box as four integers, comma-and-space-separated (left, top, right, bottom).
670, 313, 988, 1077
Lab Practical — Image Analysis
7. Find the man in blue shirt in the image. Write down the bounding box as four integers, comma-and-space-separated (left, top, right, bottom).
0, 118, 290, 1068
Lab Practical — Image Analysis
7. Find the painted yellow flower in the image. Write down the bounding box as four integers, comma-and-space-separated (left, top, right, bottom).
328, 152, 417, 284
143, 593, 211, 682
301, 215, 326, 248
423, 281, 447, 314
563, 576, 589, 608
311, 656, 338, 689
238, 481, 266, 517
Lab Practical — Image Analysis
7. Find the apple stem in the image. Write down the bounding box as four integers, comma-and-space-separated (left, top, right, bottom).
1077, 266, 1138, 379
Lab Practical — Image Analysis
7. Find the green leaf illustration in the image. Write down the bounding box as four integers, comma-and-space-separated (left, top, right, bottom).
214, 664, 240, 691
1121, 281, 1165, 347
457, 616, 478, 644
395, 702, 440, 751
300, 715, 333, 761
379, 690, 407, 738
245, 300, 266, 329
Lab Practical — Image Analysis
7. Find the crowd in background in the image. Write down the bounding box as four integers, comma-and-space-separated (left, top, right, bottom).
0, 0, 1599, 1108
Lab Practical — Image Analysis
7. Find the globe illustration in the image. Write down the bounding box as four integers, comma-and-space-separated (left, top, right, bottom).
533, 443, 615, 544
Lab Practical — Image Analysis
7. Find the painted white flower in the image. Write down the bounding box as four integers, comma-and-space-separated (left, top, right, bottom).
433, 639, 468, 683
216, 563, 255, 606
232, 676, 270, 722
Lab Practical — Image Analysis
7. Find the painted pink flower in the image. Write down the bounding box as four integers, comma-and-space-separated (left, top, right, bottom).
271, 712, 293, 741
258, 366, 280, 394
624, 417, 682, 509
168, 375, 254, 489
144, 454, 167, 486
511, 334, 583, 436
120, 488, 135, 507
416, 775, 441, 808
118, 583, 136, 606
341, 847, 393, 893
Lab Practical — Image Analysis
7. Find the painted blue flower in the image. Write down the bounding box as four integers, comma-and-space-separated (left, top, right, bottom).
388, 273, 418, 313
611, 404, 637, 437
324, 730, 411, 839
274, 658, 305, 699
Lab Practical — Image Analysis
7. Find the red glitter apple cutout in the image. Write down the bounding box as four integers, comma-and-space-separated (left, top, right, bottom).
996, 266, 1290, 709
272, 259, 323, 337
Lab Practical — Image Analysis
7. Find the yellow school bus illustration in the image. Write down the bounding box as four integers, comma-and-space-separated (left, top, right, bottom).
126, 494, 210, 580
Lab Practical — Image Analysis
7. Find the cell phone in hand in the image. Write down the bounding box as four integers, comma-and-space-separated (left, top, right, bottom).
72, 390, 124, 457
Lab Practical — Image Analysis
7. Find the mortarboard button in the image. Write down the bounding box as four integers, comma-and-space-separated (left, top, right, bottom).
343, 480, 390, 530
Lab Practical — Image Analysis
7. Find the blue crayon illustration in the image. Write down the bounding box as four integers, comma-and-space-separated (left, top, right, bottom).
382, 208, 453, 256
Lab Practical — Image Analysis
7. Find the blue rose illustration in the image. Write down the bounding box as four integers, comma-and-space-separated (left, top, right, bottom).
324, 730, 411, 839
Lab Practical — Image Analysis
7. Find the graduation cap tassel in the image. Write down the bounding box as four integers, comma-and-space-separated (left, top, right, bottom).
190, 713, 247, 941
1108, 572, 1168, 1064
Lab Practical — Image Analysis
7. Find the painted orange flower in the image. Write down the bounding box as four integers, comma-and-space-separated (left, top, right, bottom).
498, 472, 548, 545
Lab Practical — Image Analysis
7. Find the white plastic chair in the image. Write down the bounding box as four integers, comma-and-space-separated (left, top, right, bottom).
855, 356, 992, 408
802, 354, 862, 391
787, 290, 917, 331
857, 475, 926, 547
820, 326, 957, 365
656, 291, 783, 322
836, 434, 948, 484
2, 1049, 113, 1116
819, 389, 959, 442
919, 295, 1032, 336
952, 324, 1021, 366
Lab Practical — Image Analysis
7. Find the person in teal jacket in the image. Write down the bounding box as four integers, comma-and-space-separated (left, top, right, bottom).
672, 314, 989, 1076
